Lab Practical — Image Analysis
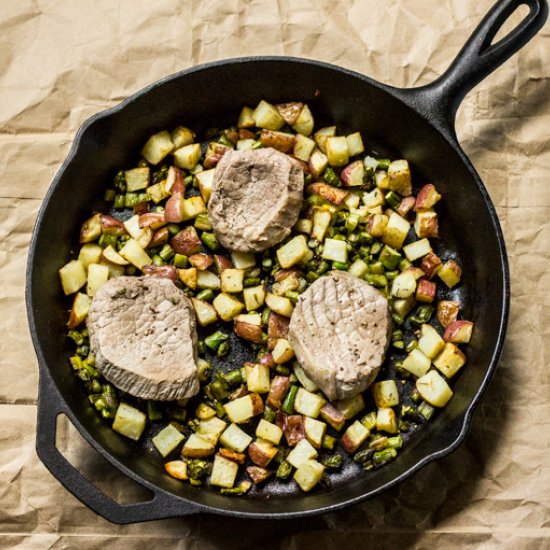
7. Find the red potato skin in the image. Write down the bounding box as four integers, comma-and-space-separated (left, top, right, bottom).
138, 212, 166, 229
170, 226, 202, 255
239, 128, 255, 140
166, 166, 185, 194
258, 352, 276, 369
444, 320, 474, 343
437, 300, 460, 328
259, 129, 295, 153
266, 376, 291, 409
276, 102, 304, 125
133, 201, 150, 215
415, 211, 439, 238
420, 252, 443, 279
246, 465, 273, 484
341, 432, 362, 454
234, 321, 263, 343
204, 143, 231, 169
273, 269, 303, 283
282, 414, 305, 447
340, 160, 364, 187
268, 312, 290, 350
415, 183, 442, 210
142, 264, 177, 281
100, 214, 128, 236
214, 255, 234, 272
250, 393, 265, 416
149, 227, 169, 248
188, 253, 214, 270
164, 192, 184, 223
223, 128, 240, 144
248, 442, 276, 468
319, 403, 346, 431
307, 182, 349, 205
396, 196, 416, 218
416, 279, 437, 303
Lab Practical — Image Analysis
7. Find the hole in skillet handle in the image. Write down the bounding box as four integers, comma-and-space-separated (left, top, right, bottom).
36, 370, 202, 523
392, 0, 548, 138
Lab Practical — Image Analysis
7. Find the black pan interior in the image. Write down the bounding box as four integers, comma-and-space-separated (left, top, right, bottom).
28, 58, 507, 517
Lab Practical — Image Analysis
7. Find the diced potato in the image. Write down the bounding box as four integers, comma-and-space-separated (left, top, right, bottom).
376, 407, 398, 434
197, 416, 227, 444
277, 235, 309, 268
417, 324, 445, 359
112, 402, 146, 441
374, 170, 390, 189
303, 416, 327, 449
179, 267, 198, 289
231, 251, 256, 269
348, 258, 369, 278
170, 126, 195, 149
363, 187, 386, 209
421, 251, 443, 280
152, 424, 185, 457
141, 131, 174, 165
311, 207, 332, 242
341, 420, 369, 453
99, 259, 125, 279
391, 270, 417, 298
341, 160, 364, 187
253, 100, 285, 130
293, 364, 318, 392
243, 285, 266, 311
67, 292, 92, 329
86, 263, 109, 297
265, 293, 294, 317
180, 196, 207, 222
322, 238, 348, 263
195, 169, 216, 203
78, 244, 103, 271
308, 148, 329, 179
124, 167, 150, 192
371, 380, 400, 408
314, 126, 336, 153
192, 298, 218, 327
382, 212, 410, 249
403, 238, 432, 262
237, 106, 255, 128
123, 215, 153, 249
368, 213, 389, 237
219, 423, 253, 452
102, 245, 129, 266
402, 348, 432, 377
182, 433, 215, 458
223, 393, 263, 424
59, 260, 87, 295
294, 388, 326, 419
256, 419, 283, 445
213, 292, 244, 321
344, 191, 361, 210
388, 159, 412, 196
164, 460, 188, 480
319, 403, 346, 431
414, 210, 439, 238
293, 460, 325, 492
415, 183, 442, 210
272, 339, 295, 364
119, 239, 151, 270
438, 260, 462, 288
210, 454, 239, 488
294, 218, 313, 235
345, 132, 365, 156
276, 101, 304, 125
437, 300, 460, 328
326, 136, 349, 167
444, 320, 474, 344
293, 134, 316, 161
433, 342, 467, 378
220, 268, 244, 293
245, 363, 271, 394
416, 279, 437, 303
416, 370, 453, 407
292, 104, 314, 136
287, 438, 318, 468
195, 402, 217, 420
260, 129, 295, 153
248, 438, 278, 467
173, 143, 202, 170
79, 213, 102, 244
147, 182, 169, 204
196, 270, 221, 290
392, 295, 417, 318
234, 313, 262, 343
334, 394, 365, 419
236, 138, 256, 150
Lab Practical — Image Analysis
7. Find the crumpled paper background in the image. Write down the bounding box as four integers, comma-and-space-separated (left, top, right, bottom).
1, 0, 549, 548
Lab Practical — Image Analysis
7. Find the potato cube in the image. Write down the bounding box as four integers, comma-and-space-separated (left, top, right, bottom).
287, 438, 318, 468
112, 403, 146, 441
213, 292, 244, 321
303, 417, 327, 449
195, 169, 216, 203
171, 126, 195, 148
265, 293, 294, 317
276, 235, 309, 268
276, 101, 304, 125
210, 454, 239, 488
382, 212, 410, 249
341, 160, 365, 187
164, 460, 188, 480
376, 407, 398, 434
248, 438, 278, 468
322, 238, 348, 263
416, 279, 437, 303
180, 196, 207, 222
197, 416, 227, 445
223, 393, 264, 424
417, 324, 445, 359
388, 159, 412, 196
67, 292, 92, 329
86, 263, 109, 297
334, 394, 365, 419
260, 129, 295, 153
311, 207, 332, 242
243, 285, 266, 311
392, 295, 417, 318
371, 380, 400, 408
293, 364, 318, 392
252, 100, 285, 130
272, 339, 295, 364
221, 268, 244, 293
191, 298, 218, 326
125, 167, 150, 192
256, 419, 283, 445
141, 131, 174, 165
414, 210, 439, 238
119, 239, 151, 270
245, 363, 271, 394
78, 243, 103, 271
196, 270, 221, 290
293, 460, 325, 492
181, 433, 215, 458
219, 423, 253, 452
345, 132, 365, 156
292, 104, 314, 136
402, 348, 431, 377
152, 424, 185, 457
173, 143, 202, 170
403, 238, 432, 262
374, 170, 390, 189
294, 218, 313, 235
368, 213, 389, 237
230, 251, 256, 269
314, 126, 336, 154
415, 183, 442, 210
391, 270, 417, 298
341, 420, 369, 453
294, 388, 326, 418
237, 106, 255, 128
195, 403, 217, 420
293, 134, 315, 161
59, 260, 87, 295
348, 258, 369, 279
319, 403, 346, 431
326, 136, 349, 167
179, 268, 197, 289
438, 260, 462, 288
363, 187, 385, 209
416, 370, 453, 407
444, 320, 474, 344
433, 342, 467, 378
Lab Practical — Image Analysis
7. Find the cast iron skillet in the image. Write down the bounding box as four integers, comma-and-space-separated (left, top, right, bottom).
26, 0, 547, 522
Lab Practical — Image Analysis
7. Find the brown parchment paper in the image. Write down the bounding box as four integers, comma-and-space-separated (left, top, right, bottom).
1, 0, 549, 548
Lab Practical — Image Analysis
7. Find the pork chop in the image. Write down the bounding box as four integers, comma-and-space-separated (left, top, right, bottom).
208, 147, 304, 252
288, 271, 392, 401
86, 276, 200, 401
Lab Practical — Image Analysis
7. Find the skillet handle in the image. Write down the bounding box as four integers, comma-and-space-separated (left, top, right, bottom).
396, 0, 548, 136
36, 372, 200, 523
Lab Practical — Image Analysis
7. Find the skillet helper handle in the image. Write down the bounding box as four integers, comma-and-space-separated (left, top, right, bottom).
36, 373, 199, 523
401, 0, 548, 134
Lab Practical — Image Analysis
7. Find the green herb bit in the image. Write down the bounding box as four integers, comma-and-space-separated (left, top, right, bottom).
322, 455, 343, 469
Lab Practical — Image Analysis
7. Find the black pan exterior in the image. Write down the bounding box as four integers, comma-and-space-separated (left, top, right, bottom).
27, 57, 510, 520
